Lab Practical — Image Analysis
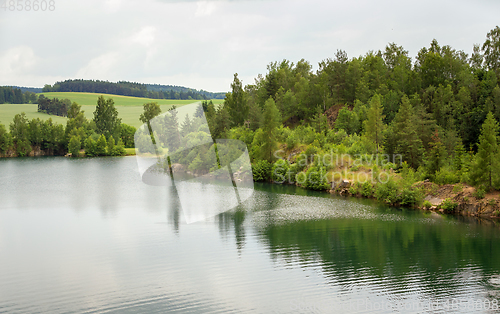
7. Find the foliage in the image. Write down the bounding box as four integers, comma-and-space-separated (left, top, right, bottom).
434, 166, 460, 185
93, 96, 122, 140
68, 136, 81, 157
473, 186, 486, 199
469, 112, 500, 189
272, 159, 290, 183
0, 124, 12, 154
440, 198, 458, 213
423, 200, 432, 209
303, 165, 330, 190
452, 183, 464, 194
37, 95, 70, 117
139, 102, 161, 126
361, 181, 374, 197
120, 124, 136, 148
252, 160, 272, 182
364, 94, 385, 153
95, 135, 107, 156
42, 79, 213, 100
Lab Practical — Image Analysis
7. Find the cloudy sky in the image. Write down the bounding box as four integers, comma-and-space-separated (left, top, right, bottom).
0, 0, 499, 92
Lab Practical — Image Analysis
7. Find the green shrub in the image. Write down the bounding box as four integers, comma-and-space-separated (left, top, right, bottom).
452, 183, 463, 194
272, 159, 289, 183
68, 135, 81, 157
84, 136, 96, 157
112, 138, 126, 156
423, 200, 432, 209
349, 181, 362, 195
440, 198, 458, 213
16, 138, 32, 157
434, 166, 460, 185
95, 134, 107, 156
252, 160, 272, 182
473, 186, 486, 199
399, 187, 423, 206
361, 181, 374, 197
375, 179, 400, 205
303, 166, 330, 190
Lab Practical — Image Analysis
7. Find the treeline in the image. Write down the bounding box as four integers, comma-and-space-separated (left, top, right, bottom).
197, 26, 500, 202
146, 84, 226, 99
0, 96, 137, 157
0, 86, 38, 104
42, 79, 215, 100
37, 95, 70, 117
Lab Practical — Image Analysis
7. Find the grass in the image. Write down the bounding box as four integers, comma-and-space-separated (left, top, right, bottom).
0, 92, 224, 129
0, 104, 68, 126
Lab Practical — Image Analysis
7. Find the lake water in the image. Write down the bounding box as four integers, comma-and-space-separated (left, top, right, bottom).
0, 157, 499, 313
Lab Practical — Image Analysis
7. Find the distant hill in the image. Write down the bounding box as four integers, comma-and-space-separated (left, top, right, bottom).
9, 86, 43, 93
146, 83, 226, 99
41, 79, 226, 100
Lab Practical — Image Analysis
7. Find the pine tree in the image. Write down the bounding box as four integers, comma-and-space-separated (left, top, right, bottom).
391, 95, 424, 168
225, 73, 248, 127
470, 112, 500, 189
425, 130, 447, 179
260, 97, 281, 162
364, 94, 385, 153
68, 135, 81, 157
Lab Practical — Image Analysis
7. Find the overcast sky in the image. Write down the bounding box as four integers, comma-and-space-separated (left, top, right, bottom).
0, 0, 499, 92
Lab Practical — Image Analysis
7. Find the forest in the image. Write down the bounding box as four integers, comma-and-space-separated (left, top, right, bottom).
0, 86, 38, 104
2, 26, 500, 209
154, 26, 500, 207
0, 96, 134, 157
42, 79, 220, 100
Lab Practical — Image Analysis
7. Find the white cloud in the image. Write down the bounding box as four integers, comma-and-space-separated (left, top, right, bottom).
195, 1, 217, 17
76, 52, 120, 79
129, 26, 157, 47
1, 0, 500, 91
0, 46, 38, 77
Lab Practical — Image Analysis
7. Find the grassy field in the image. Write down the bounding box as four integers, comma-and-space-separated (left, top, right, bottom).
0, 92, 224, 129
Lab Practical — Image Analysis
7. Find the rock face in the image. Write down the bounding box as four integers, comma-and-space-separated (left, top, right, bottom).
329, 180, 351, 196
418, 182, 500, 218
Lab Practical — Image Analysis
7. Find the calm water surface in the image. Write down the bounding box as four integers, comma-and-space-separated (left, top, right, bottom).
0, 157, 499, 313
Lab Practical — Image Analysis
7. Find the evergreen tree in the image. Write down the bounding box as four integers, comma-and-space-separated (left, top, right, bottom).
68, 136, 81, 157
95, 134, 107, 156
424, 130, 447, 179
225, 73, 248, 127
470, 112, 500, 189
163, 108, 181, 153
180, 113, 193, 136
364, 94, 385, 153
389, 95, 424, 168
259, 97, 281, 162
84, 136, 96, 157
107, 136, 115, 155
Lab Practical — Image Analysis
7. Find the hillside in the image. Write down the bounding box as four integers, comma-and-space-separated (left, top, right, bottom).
0, 92, 223, 128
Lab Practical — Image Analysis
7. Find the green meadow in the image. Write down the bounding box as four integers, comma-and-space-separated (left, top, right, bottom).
0, 92, 224, 129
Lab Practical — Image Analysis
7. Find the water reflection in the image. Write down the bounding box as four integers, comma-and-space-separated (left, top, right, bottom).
1, 158, 500, 313
217, 183, 500, 307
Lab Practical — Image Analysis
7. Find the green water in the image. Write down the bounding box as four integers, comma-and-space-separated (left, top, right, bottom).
0, 157, 499, 313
